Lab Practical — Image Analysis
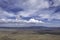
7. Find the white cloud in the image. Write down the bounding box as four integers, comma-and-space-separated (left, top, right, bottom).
0, 0, 60, 23
18, 10, 37, 17
26, 18, 45, 23
52, 0, 60, 7
52, 13, 60, 19
1, 0, 60, 27
0, 18, 44, 24
17, 0, 51, 18
0, 9, 16, 19
3, 11, 16, 17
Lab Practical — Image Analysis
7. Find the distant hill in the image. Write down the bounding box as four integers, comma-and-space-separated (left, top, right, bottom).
0, 26, 60, 30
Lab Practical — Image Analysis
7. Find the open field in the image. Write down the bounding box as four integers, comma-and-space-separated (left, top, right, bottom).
0, 29, 60, 40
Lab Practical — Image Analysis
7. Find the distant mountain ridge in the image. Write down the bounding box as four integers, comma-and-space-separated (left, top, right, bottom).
0, 26, 60, 30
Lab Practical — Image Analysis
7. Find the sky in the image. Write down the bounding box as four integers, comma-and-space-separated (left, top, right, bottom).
0, 0, 60, 27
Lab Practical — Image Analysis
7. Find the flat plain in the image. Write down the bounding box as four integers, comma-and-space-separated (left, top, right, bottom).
0, 29, 60, 40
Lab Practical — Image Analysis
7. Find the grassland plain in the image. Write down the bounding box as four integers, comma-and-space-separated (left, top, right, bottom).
0, 29, 60, 40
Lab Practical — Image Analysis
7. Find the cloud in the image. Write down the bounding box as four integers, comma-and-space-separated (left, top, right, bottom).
0, 9, 16, 19
27, 18, 44, 23
17, 0, 60, 21
52, 12, 60, 19
0, 0, 60, 24
52, 0, 60, 7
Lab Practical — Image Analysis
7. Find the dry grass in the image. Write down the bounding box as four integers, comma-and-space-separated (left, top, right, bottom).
0, 30, 60, 40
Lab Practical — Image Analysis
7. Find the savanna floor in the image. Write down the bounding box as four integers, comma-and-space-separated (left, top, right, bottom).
0, 30, 60, 40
